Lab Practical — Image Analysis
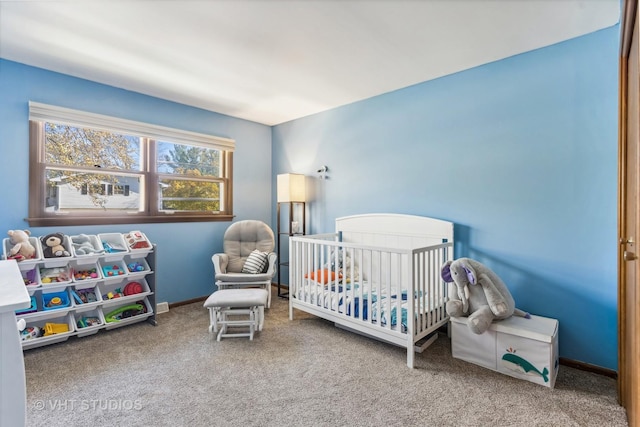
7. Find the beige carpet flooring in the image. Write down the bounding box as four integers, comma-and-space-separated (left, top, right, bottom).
23, 289, 628, 426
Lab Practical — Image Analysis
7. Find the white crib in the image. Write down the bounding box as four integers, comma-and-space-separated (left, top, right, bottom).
289, 213, 454, 368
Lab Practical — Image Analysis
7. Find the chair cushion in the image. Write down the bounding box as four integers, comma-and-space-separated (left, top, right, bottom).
223, 220, 275, 273
204, 289, 268, 308
242, 250, 269, 274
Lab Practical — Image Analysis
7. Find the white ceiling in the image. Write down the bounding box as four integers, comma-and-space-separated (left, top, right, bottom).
0, 0, 620, 126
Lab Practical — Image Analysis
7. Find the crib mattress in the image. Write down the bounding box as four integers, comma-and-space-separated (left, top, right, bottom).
295, 281, 445, 331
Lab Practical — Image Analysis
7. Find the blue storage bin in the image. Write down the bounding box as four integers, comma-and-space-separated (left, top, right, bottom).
42, 290, 71, 311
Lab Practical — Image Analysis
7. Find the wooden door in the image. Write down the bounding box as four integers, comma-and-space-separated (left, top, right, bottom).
619, 1, 640, 424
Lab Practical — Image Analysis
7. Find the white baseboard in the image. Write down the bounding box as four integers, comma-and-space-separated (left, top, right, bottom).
156, 302, 169, 314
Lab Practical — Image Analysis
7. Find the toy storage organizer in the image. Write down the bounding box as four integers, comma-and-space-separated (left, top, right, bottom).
451, 314, 559, 388
3, 232, 156, 350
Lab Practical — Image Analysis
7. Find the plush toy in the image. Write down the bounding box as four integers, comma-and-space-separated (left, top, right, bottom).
41, 232, 70, 258
7, 229, 37, 261
71, 234, 104, 256
441, 258, 529, 334
325, 248, 359, 283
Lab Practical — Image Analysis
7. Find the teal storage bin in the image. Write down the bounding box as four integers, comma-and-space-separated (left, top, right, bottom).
16, 296, 37, 315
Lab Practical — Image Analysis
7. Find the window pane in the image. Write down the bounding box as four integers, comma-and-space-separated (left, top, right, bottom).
45, 169, 143, 212
44, 122, 140, 170
157, 141, 220, 177
159, 178, 220, 211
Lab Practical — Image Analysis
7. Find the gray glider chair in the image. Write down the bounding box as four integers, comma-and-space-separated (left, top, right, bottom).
212, 220, 276, 308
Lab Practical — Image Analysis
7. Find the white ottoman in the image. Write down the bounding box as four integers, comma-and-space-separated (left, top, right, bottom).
204, 288, 268, 341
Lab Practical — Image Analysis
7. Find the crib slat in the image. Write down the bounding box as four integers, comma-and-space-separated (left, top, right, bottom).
396, 252, 402, 333
357, 247, 364, 322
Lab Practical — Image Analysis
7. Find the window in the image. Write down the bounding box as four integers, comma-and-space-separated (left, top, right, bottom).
28, 102, 235, 226
113, 185, 130, 196
80, 184, 130, 196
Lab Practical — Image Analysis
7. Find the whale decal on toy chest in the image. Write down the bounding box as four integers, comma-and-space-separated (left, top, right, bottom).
501, 350, 549, 383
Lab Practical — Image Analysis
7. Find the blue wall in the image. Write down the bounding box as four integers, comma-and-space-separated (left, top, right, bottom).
272, 27, 619, 370
0, 24, 620, 370
0, 59, 272, 304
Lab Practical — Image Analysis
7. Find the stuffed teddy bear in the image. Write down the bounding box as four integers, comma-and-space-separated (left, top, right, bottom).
7, 229, 37, 261
41, 232, 71, 258
441, 258, 529, 334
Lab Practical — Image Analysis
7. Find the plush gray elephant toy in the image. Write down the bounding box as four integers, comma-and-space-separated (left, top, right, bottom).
441, 258, 529, 334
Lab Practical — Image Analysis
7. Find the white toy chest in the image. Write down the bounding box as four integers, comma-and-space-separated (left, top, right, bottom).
451, 314, 559, 388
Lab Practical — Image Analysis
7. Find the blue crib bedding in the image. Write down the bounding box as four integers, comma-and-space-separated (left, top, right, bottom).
296, 282, 421, 331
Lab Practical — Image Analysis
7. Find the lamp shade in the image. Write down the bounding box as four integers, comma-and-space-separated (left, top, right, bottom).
277, 173, 306, 203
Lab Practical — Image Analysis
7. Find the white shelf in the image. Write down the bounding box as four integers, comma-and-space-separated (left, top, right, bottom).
0, 259, 30, 427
